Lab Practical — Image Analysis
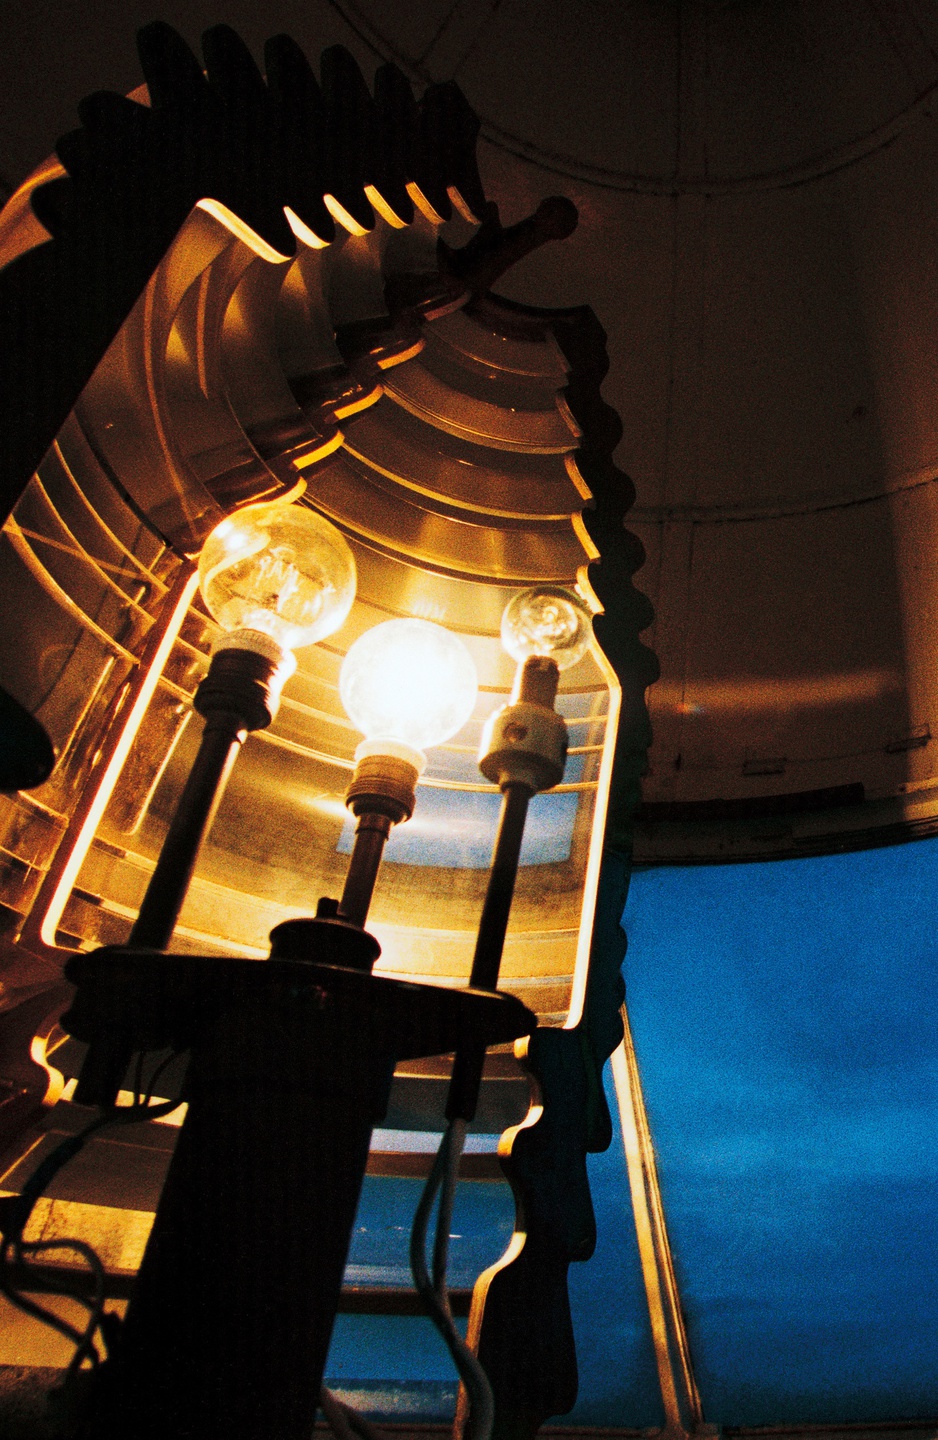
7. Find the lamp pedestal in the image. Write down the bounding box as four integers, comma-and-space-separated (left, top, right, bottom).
63, 920, 532, 1440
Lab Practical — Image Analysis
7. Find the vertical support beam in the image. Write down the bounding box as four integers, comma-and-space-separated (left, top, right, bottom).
612, 1014, 713, 1440
20, 565, 199, 953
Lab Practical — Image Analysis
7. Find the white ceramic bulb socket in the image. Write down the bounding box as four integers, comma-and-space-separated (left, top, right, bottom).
478, 701, 568, 793
354, 738, 427, 776
212, 627, 297, 679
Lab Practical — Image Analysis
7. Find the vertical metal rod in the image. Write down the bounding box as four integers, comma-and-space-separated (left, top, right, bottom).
127, 638, 287, 953
447, 781, 531, 1121
469, 783, 531, 991
128, 714, 244, 951
339, 812, 393, 928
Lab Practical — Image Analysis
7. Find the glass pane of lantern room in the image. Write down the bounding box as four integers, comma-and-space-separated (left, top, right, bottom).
623, 842, 938, 1426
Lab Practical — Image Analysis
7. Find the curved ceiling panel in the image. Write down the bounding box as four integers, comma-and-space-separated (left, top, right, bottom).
335, 0, 938, 189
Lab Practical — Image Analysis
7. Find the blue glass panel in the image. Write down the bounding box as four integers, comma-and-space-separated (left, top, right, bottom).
324, 1168, 513, 1413
325, 1081, 663, 1425
565, 1063, 665, 1427
337, 787, 581, 866
342, 1171, 515, 1289
624, 842, 938, 1426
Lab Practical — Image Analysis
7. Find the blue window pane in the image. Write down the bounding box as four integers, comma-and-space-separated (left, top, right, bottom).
325, 1102, 662, 1426
565, 1063, 665, 1427
324, 1168, 513, 1416
624, 842, 938, 1426
343, 1171, 515, 1289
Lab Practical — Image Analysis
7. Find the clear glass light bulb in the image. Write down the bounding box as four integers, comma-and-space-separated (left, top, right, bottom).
501, 585, 593, 670
198, 500, 356, 651
340, 618, 478, 753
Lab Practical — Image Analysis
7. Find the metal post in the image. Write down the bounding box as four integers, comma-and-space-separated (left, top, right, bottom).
446, 782, 531, 1121
127, 713, 244, 950
73, 637, 291, 1108
340, 811, 394, 928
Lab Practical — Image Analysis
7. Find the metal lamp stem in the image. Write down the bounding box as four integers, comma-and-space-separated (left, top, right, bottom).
73, 637, 292, 1108
447, 655, 569, 1122
469, 781, 532, 992
127, 635, 293, 953
128, 714, 244, 951
340, 748, 421, 927
447, 779, 532, 1121
339, 811, 394, 928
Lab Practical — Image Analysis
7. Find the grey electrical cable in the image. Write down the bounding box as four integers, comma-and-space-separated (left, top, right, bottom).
0, 1052, 182, 1374
319, 1125, 476, 1440
410, 1119, 494, 1440
432, 1117, 466, 1302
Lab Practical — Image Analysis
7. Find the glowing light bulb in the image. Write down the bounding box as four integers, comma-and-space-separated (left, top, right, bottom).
340, 618, 478, 755
501, 585, 593, 670
198, 501, 356, 651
